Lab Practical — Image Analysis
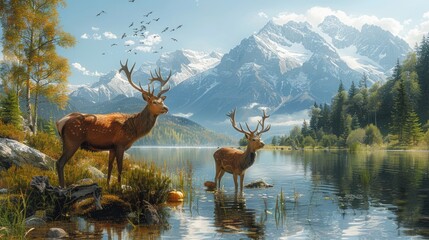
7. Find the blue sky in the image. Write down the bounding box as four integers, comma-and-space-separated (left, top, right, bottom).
54, 0, 429, 85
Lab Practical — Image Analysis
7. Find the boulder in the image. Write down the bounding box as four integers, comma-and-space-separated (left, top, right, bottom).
0, 138, 55, 171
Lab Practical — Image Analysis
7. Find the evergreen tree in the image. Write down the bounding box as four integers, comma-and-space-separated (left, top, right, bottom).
0, 91, 21, 128
309, 102, 321, 132
331, 81, 347, 136
318, 103, 331, 133
301, 119, 310, 137
390, 77, 422, 145
416, 36, 429, 120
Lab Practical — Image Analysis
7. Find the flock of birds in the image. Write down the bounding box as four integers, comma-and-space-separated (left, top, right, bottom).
95, 1, 183, 56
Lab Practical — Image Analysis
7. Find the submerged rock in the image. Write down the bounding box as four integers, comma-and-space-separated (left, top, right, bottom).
46, 228, 69, 238
244, 179, 273, 188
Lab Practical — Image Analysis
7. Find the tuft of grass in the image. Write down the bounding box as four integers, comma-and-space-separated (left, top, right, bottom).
0, 192, 28, 239
121, 162, 172, 207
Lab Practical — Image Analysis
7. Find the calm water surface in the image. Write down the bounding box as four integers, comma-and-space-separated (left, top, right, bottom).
33, 148, 429, 239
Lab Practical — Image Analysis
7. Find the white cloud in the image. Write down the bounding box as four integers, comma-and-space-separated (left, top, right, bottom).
91, 27, 100, 31
72, 62, 104, 77
92, 33, 102, 40
172, 113, 194, 118
273, 7, 403, 36
405, 12, 429, 46
141, 34, 162, 46
124, 40, 135, 46
103, 32, 117, 39
80, 33, 89, 39
268, 110, 308, 127
258, 11, 268, 19
134, 46, 152, 52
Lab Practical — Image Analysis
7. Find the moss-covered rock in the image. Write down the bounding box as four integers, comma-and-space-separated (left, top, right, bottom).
70, 194, 131, 220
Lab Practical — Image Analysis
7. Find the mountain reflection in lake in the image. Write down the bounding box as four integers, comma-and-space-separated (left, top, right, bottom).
38, 148, 429, 239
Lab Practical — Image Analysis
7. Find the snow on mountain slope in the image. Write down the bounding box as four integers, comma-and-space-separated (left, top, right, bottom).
69, 49, 222, 103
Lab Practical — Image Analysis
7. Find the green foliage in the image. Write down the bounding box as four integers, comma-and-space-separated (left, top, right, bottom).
239, 136, 248, 146
365, 124, 383, 146
321, 134, 337, 148
0, 92, 21, 128
0, 193, 28, 239
303, 136, 316, 148
346, 128, 365, 147
122, 162, 172, 206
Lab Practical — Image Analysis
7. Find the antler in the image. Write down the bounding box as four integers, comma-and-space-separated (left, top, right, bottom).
119, 60, 150, 95
149, 67, 171, 97
256, 110, 271, 136
227, 109, 260, 137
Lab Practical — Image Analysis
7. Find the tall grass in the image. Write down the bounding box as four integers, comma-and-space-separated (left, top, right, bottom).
0, 193, 29, 239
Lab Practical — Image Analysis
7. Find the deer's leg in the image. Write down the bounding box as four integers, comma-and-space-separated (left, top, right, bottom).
216, 170, 225, 189
239, 174, 245, 193
115, 147, 125, 185
56, 141, 80, 188
107, 150, 116, 187
233, 173, 238, 192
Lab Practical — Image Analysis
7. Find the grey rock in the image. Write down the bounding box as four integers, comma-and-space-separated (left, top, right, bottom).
0, 138, 55, 171
46, 227, 69, 238
87, 166, 106, 179
25, 216, 46, 227
245, 179, 273, 188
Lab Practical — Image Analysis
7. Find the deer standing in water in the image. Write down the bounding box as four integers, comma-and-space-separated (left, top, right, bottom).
212, 109, 270, 192
56, 61, 171, 188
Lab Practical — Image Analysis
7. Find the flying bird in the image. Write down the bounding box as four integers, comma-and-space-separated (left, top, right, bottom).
111, 43, 118, 47
127, 49, 132, 53
170, 28, 175, 32
129, 22, 134, 27
143, 11, 153, 17
176, 24, 183, 29
129, 0, 135, 2
171, 38, 178, 42
96, 10, 106, 16
121, 33, 127, 39
153, 18, 160, 21
161, 27, 169, 33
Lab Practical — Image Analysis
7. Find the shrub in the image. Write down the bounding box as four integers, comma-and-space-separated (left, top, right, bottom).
321, 134, 337, 148
0, 121, 25, 142
364, 124, 383, 146
346, 128, 365, 147
122, 162, 172, 208
303, 136, 316, 148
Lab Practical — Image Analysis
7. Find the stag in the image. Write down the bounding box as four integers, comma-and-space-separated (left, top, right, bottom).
212, 109, 270, 192
56, 61, 171, 188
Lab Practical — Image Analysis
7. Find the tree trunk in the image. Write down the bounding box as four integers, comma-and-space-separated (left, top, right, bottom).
26, 77, 34, 133
33, 90, 38, 135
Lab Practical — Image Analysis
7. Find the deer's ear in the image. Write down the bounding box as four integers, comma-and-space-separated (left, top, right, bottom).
142, 92, 150, 102
244, 133, 250, 139
161, 96, 167, 101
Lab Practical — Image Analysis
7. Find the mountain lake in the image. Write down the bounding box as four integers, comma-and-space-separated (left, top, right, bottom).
28, 147, 429, 239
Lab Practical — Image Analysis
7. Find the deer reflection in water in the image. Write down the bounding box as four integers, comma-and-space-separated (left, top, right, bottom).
213, 191, 265, 239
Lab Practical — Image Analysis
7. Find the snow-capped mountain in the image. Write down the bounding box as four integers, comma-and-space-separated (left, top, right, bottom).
69, 49, 222, 103
167, 16, 411, 124
69, 16, 411, 131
